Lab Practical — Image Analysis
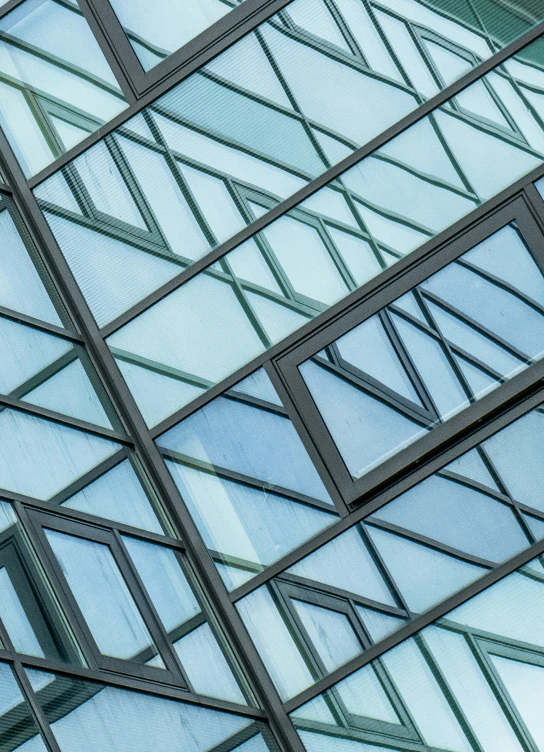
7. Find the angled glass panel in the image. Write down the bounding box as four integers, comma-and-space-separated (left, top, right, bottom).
120, 535, 247, 703
291, 553, 544, 752
0, 0, 127, 176
236, 403, 544, 698
60, 457, 165, 534
299, 223, 544, 478
0, 409, 119, 500
26, 668, 269, 752
0, 662, 48, 751
109, 0, 246, 72
98, 37, 544, 423
0, 501, 81, 664
37, 19, 544, 332
44, 528, 168, 670
157, 368, 338, 590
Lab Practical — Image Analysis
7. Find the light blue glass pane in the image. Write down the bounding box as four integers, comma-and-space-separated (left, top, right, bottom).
354, 606, 407, 644
115, 358, 205, 428
62, 459, 163, 534
168, 461, 336, 584
26, 669, 253, 752
423, 627, 525, 751
0, 410, 118, 500
0, 0, 126, 176
0, 210, 61, 325
0, 662, 48, 751
287, 527, 395, 606
0, 316, 72, 394
232, 368, 282, 405
334, 664, 400, 725
482, 411, 544, 512
365, 526, 486, 613
45, 530, 161, 663
173, 623, 246, 704
444, 448, 500, 492
491, 656, 544, 749
121, 536, 200, 632
293, 600, 362, 673
300, 359, 428, 478
159, 395, 332, 502
24, 359, 112, 428
336, 316, 422, 405
109, 0, 242, 72
372, 474, 529, 562
0, 566, 44, 657
237, 586, 314, 700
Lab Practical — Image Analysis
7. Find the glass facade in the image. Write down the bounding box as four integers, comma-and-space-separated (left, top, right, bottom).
0, 1, 543, 751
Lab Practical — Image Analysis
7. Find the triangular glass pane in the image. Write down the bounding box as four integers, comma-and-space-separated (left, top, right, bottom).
453, 355, 498, 400
51, 117, 90, 152
288, 527, 395, 606
174, 623, 246, 704
246, 291, 312, 344
291, 696, 337, 725
34, 172, 82, 215
372, 473, 528, 563
293, 600, 362, 672
336, 315, 423, 405
444, 447, 501, 492
491, 656, 544, 749
287, 0, 351, 52
24, 359, 113, 429
300, 359, 428, 478
115, 358, 205, 428
335, 663, 401, 725
464, 224, 544, 306
424, 41, 473, 86
522, 513, 544, 541
231, 368, 282, 405
393, 291, 426, 323
0, 210, 61, 325
366, 525, 486, 613
62, 459, 163, 534
0, 409, 118, 500
355, 605, 406, 643
0, 316, 72, 395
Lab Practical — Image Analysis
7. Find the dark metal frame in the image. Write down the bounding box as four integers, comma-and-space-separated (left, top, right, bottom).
2, 1, 544, 751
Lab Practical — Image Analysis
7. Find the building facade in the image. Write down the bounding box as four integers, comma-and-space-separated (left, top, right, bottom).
0, 0, 543, 750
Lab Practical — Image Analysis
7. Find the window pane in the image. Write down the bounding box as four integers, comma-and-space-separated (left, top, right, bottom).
45, 529, 163, 666
299, 224, 544, 478
0, 0, 126, 176
291, 553, 544, 752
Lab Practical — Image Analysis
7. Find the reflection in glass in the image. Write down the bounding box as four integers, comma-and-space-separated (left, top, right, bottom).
26, 668, 266, 752
109, 0, 245, 71
157, 369, 338, 590
0, 662, 48, 751
95, 35, 544, 428
38, 6, 544, 339
0, 0, 126, 176
300, 224, 544, 477
0, 501, 79, 664
45, 529, 164, 666
291, 554, 544, 752
237, 404, 544, 698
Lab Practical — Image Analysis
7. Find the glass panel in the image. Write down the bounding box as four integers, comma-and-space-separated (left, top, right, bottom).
0, 0, 126, 176
299, 223, 544, 478
0, 662, 48, 751
61, 458, 165, 534
0, 501, 79, 663
45, 529, 163, 666
37, 13, 544, 338
109, 0, 246, 72
291, 553, 544, 752
0, 409, 119, 500
157, 368, 338, 590
236, 403, 544, 697
27, 668, 262, 752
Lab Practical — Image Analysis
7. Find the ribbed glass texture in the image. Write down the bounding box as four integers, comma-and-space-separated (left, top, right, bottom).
291, 553, 544, 752
236, 402, 544, 698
